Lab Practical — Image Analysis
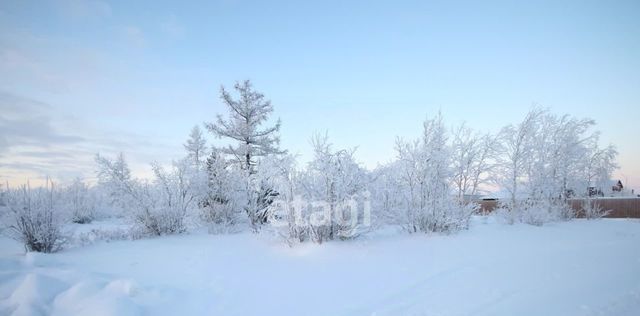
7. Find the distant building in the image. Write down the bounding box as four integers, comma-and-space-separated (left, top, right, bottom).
612, 180, 624, 192
588, 179, 624, 197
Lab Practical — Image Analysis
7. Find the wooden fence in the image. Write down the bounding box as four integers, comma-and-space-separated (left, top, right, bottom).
476, 198, 640, 218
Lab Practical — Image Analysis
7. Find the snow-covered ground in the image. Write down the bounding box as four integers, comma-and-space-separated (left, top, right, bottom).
1, 217, 639, 316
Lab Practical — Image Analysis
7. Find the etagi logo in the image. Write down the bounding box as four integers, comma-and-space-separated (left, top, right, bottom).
269, 191, 371, 238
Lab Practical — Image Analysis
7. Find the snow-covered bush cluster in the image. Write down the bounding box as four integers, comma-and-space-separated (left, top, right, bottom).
1, 81, 620, 251
95, 154, 198, 236
493, 108, 618, 225
63, 179, 96, 224
383, 113, 476, 233
270, 134, 370, 244
4, 181, 66, 253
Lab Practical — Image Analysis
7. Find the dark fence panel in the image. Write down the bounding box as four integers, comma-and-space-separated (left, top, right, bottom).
475, 198, 640, 218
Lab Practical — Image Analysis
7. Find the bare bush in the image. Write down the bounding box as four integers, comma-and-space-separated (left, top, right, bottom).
6, 182, 66, 253
200, 150, 244, 231
96, 154, 195, 237
581, 199, 610, 219
76, 227, 143, 247
64, 179, 95, 224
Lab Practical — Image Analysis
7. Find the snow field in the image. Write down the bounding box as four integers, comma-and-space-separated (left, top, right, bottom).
1, 217, 639, 316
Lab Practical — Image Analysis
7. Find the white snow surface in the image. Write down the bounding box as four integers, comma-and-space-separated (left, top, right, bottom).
1, 217, 639, 316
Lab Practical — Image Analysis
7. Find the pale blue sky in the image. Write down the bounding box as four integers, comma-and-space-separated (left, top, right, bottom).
0, 0, 639, 190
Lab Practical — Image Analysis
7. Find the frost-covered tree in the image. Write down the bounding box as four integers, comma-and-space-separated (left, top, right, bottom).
394, 113, 474, 233
369, 163, 405, 226
494, 109, 543, 215
95, 153, 137, 212
96, 154, 191, 236
300, 133, 368, 242
205, 80, 285, 174
205, 80, 285, 230
255, 154, 301, 241
184, 125, 207, 169
182, 127, 210, 217
574, 134, 618, 218
582, 143, 618, 197
523, 113, 596, 222
63, 178, 95, 224
494, 109, 618, 224
200, 149, 244, 230
0, 181, 7, 207
450, 124, 496, 200
149, 159, 198, 234
268, 135, 367, 244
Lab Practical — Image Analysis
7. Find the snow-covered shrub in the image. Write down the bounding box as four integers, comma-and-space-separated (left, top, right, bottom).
184, 125, 208, 169
256, 156, 305, 242
368, 164, 404, 227
517, 200, 561, 226
63, 179, 95, 224
498, 198, 574, 226
257, 148, 369, 245
199, 150, 244, 231
0, 182, 7, 207
493, 108, 618, 225
76, 227, 143, 246
580, 199, 610, 219
450, 124, 495, 200
96, 154, 195, 236
5, 182, 66, 253
272, 193, 369, 245
147, 159, 198, 235
285, 134, 369, 243
392, 114, 474, 234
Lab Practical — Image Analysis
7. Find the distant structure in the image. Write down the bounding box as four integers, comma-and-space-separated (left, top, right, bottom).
588, 179, 624, 197
612, 180, 624, 192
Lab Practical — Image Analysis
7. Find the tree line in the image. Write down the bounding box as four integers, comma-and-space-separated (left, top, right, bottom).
1, 80, 618, 252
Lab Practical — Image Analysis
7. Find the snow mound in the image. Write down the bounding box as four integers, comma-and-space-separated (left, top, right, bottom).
52, 279, 142, 316
2, 273, 68, 316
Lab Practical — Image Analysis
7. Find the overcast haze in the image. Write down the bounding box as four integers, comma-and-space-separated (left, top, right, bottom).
0, 0, 638, 190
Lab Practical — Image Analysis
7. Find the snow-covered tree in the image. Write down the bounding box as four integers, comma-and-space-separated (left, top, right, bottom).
522, 113, 596, 222
369, 163, 405, 226
205, 80, 286, 230
96, 154, 190, 236
149, 159, 198, 234
95, 153, 136, 210
205, 80, 285, 174
450, 124, 496, 200
494, 109, 543, 216
200, 149, 244, 230
575, 135, 618, 218
494, 109, 618, 224
63, 178, 95, 224
184, 125, 207, 169
255, 154, 301, 241
301, 133, 368, 242
393, 113, 474, 233
269, 135, 367, 244
0, 181, 7, 207
582, 143, 618, 197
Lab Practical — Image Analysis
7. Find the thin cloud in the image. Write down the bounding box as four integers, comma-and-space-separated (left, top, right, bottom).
52, 0, 112, 19
0, 92, 85, 154
0, 92, 185, 186
161, 15, 186, 40
121, 26, 146, 48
